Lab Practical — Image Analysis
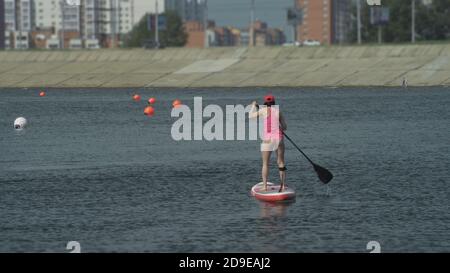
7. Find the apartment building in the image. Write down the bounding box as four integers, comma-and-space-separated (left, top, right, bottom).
165, 0, 204, 22
3, 0, 32, 48
296, 0, 351, 45
2, 0, 135, 49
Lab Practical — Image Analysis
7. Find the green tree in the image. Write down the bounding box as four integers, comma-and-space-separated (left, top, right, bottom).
160, 10, 188, 47
348, 0, 450, 44
415, 0, 450, 40
125, 10, 187, 47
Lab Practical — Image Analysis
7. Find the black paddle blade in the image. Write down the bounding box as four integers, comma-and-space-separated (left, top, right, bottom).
313, 163, 333, 184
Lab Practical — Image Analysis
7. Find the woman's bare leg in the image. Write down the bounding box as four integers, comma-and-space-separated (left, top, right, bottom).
262, 150, 271, 191
277, 141, 286, 192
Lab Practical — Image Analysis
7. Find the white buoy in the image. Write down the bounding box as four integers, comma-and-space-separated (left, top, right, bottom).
14, 117, 27, 130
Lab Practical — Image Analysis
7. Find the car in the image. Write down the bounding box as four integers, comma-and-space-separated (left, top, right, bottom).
282, 41, 302, 47
142, 39, 165, 49
303, 39, 321, 46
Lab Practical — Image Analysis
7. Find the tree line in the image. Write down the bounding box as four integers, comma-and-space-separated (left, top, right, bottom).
124, 10, 187, 48
122, 1, 449, 48
349, 0, 449, 43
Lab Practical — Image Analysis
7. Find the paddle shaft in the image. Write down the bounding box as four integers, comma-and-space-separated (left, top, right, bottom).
282, 132, 315, 165
282, 131, 334, 184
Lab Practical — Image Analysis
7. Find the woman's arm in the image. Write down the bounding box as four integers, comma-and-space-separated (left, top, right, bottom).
249, 101, 264, 119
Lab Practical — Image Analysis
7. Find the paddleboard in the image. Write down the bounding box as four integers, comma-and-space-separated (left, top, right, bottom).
251, 182, 296, 202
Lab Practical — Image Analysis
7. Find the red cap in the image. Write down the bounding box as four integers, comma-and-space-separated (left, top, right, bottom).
264, 95, 275, 103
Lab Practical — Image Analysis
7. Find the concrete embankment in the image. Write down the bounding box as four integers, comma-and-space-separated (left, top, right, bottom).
0, 44, 449, 88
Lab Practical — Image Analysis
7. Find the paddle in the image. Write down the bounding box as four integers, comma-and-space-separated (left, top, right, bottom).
282, 132, 333, 184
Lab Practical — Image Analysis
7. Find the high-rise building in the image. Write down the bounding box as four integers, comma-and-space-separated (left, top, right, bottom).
92, 0, 135, 47
34, 0, 81, 49
16, 0, 32, 31
82, 0, 94, 39
62, 3, 81, 32
4, 0, 15, 32
34, 0, 133, 34
118, 0, 135, 34
98, 0, 134, 35
32, 0, 135, 48
34, 0, 79, 31
296, 0, 351, 45
296, 0, 332, 44
0, 0, 4, 49
3, 0, 15, 48
3, 0, 32, 49
331, 0, 351, 44
4, 0, 31, 31
165, 0, 205, 22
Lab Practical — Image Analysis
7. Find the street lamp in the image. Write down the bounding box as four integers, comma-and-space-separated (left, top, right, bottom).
357, 0, 361, 44
155, 0, 159, 48
250, 0, 255, 47
411, 0, 415, 43
203, 0, 208, 48
60, 0, 65, 49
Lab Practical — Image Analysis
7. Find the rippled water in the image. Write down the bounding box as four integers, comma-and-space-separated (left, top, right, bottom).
0, 87, 449, 252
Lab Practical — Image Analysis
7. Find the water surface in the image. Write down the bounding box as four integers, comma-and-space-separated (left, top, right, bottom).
0, 87, 449, 252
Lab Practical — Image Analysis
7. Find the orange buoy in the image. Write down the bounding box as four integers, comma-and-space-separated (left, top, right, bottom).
148, 97, 156, 104
39, 91, 46, 97
133, 94, 141, 101
172, 99, 182, 108
144, 106, 155, 116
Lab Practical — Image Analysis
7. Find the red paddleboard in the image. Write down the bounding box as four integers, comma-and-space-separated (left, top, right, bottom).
251, 182, 296, 202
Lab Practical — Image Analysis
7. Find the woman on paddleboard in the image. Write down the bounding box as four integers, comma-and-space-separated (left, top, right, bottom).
250, 95, 287, 192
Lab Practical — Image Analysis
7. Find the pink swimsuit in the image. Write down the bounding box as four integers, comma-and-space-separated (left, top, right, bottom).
263, 107, 283, 141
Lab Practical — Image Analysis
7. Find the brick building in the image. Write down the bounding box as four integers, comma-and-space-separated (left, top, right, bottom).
296, 0, 351, 45
29, 27, 53, 49
184, 20, 205, 48
184, 19, 286, 48
252, 20, 285, 46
